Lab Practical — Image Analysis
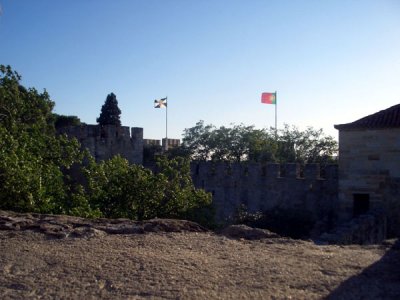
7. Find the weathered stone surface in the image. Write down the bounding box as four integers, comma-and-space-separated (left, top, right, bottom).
219, 224, 280, 240
57, 124, 143, 165
1, 221, 398, 299
190, 161, 338, 224
0, 210, 208, 239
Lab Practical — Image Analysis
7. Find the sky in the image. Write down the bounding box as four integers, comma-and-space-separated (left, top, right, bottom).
1, 0, 400, 141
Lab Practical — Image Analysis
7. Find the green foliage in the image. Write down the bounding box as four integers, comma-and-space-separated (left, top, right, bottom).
0, 65, 54, 134
277, 124, 337, 164
0, 65, 213, 226
181, 120, 215, 160
83, 155, 213, 223
96, 92, 121, 126
53, 114, 82, 128
180, 120, 337, 164
155, 156, 212, 221
0, 65, 89, 214
143, 144, 163, 164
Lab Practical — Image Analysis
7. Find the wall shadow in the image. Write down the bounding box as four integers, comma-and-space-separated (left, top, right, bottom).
326, 239, 400, 299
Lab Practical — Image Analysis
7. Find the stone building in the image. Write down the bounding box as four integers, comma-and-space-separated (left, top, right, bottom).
335, 103, 400, 237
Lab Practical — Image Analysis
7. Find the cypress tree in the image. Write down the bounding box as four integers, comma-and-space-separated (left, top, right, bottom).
97, 93, 122, 126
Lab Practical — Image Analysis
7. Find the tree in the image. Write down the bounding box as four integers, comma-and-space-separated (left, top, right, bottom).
84, 155, 212, 222
277, 124, 337, 164
181, 120, 215, 160
96, 92, 121, 126
53, 114, 82, 128
179, 121, 337, 164
0, 65, 90, 214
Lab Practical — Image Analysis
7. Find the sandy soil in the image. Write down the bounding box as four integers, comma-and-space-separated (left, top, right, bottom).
0, 211, 400, 299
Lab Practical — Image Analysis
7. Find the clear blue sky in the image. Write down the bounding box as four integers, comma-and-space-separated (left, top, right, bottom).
1, 0, 399, 140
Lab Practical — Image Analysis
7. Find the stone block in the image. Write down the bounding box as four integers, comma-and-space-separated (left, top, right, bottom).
304, 163, 320, 179
266, 163, 280, 178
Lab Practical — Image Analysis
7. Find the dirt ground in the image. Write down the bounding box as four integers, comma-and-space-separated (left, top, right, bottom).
1, 210, 400, 299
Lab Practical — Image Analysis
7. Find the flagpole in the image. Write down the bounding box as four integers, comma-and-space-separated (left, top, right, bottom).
275, 91, 277, 132
165, 96, 168, 151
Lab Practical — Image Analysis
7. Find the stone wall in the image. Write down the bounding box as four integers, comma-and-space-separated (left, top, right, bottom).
57, 124, 143, 165
337, 128, 400, 224
190, 162, 338, 224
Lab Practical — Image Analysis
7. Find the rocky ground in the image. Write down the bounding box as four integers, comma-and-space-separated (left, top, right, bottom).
1, 210, 400, 299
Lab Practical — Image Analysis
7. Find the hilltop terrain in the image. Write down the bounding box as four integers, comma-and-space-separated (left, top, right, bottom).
0, 210, 399, 299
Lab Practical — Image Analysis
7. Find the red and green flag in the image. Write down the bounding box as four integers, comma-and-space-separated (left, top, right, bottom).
261, 92, 276, 105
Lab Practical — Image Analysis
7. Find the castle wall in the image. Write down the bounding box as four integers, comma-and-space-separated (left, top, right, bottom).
337, 128, 400, 225
190, 162, 338, 224
58, 124, 143, 165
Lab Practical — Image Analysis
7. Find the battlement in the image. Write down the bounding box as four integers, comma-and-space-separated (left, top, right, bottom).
191, 161, 338, 180
57, 124, 143, 164
58, 124, 143, 140
190, 161, 338, 222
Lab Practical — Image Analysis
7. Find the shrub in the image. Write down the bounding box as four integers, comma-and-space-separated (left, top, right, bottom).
233, 205, 316, 239
84, 155, 213, 223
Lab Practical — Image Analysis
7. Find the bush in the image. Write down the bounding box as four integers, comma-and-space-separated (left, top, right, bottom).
233, 205, 316, 239
84, 155, 213, 223
53, 114, 81, 128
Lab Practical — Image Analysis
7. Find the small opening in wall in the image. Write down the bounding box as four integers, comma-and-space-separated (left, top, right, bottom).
368, 154, 380, 161
261, 166, 266, 176
100, 127, 106, 139
353, 193, 370, 217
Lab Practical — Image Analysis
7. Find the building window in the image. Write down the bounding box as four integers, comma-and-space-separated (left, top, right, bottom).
353, 193, 370, 217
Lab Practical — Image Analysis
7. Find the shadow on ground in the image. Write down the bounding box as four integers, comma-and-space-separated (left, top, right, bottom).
327, 239, 400, 299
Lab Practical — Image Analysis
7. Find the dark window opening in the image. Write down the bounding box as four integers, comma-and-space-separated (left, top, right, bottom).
353, 193, 370, 217
100, 128, 106, 139
261, 166, 266, 176
368, 154, 380, 161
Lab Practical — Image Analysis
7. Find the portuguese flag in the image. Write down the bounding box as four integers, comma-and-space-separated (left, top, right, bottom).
261, 92, 276, 104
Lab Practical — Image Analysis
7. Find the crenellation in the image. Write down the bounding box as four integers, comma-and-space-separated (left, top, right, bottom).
246, 162, 262, 179
266, 163, 280, 178
284, 163, 300, 178
120, 126, 131, 137
189, 160, 339, 222
324, 164, 339, 180
57, 124, 143, 165
304, 163, 320, 180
